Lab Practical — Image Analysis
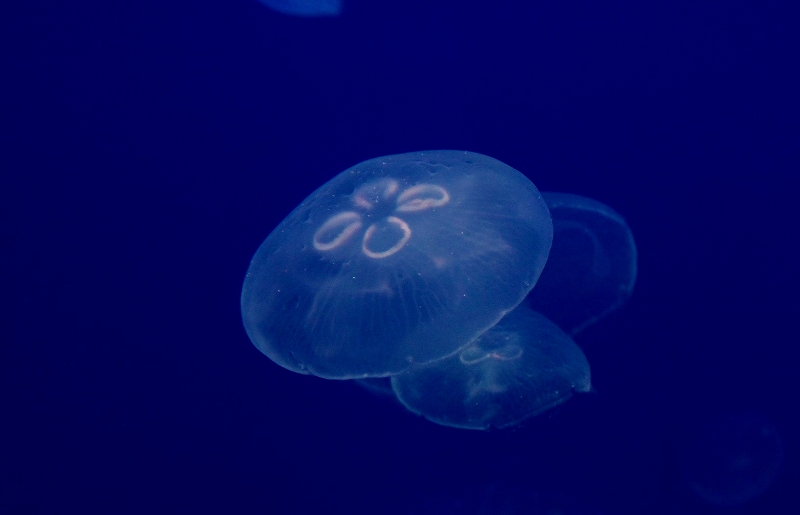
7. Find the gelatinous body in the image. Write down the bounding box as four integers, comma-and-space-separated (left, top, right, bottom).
242, 151, 552, 379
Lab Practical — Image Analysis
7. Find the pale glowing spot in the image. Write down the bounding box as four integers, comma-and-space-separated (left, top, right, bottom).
431, 256, 449, 269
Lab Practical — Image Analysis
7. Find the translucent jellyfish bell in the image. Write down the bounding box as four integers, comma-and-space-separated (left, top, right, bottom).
391, 306, 591, 430
527, 193, 637, 334
241, 151, 553, 379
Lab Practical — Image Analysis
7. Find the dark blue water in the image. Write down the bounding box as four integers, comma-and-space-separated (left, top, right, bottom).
2, 0, 798, 513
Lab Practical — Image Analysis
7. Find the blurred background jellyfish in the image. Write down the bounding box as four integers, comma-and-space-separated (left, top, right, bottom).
527, 193, 637, 335
259, 0, 342, 17
680, 413, 784, 506
241, 150, 553, 379
391, 306, 591, 430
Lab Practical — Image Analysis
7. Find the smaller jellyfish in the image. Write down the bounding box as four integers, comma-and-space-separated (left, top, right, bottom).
526, 193, 637, 334
680, 413, 784, 506
391, 306, 591, 430
259, 0, 342, 17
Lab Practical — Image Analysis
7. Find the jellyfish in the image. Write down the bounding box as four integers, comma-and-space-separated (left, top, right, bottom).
242, 150, 636, 430
680, 413, 784, 506
241, 150, 553, 379
526, 193, 637, 335
259, 0, 342, 17
391, 305, 591, 430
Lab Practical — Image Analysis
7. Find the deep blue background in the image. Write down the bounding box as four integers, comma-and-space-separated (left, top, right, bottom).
2, 0, 799, 513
